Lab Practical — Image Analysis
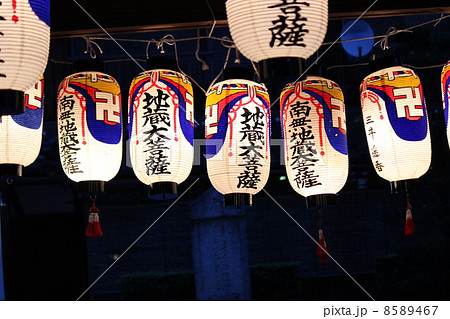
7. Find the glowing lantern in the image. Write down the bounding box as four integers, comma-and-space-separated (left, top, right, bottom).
225, 0, 328, 62
0, 0, 50, 114
128, 69, 194, 199
205, 79, 271, 206
280, 76, 348, 206
360, 66, 431, 185
441, 61, 450, 148
57, 72, 122, 186
0, 76, 44, 175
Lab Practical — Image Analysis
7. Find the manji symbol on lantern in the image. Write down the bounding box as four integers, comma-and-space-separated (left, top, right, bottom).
205, 79, 271, 206
280, 76, 348, 206
225, 0, 328, 62
360, 66, 431, 185
128, 70, 194, 199
441, 60, 450, 148
0, 1, 50, 115
0, 76, 44, 175
57, 72, 123, 185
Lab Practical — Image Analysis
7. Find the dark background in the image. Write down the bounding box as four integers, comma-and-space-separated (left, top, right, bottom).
0, 1, 449, 301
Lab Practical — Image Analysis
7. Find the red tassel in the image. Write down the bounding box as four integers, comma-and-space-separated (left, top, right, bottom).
86, 199, 103, 238
405, 195, 415, 236
317, 228, 330, 263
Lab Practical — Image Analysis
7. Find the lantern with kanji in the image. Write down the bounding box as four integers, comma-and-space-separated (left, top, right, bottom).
57, 72, 123, 187
0, 76, 44, 175
205, 79, 271, 206
225, 0, 328, 62
441, 60, 450, 148
128, 69, 194, 199
0, 0, 50, 115
360, 66, 431, 186
280, 76, 348, 207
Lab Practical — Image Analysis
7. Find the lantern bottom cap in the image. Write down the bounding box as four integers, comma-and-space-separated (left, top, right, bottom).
149, 182, 178, 200
390, 180, 416, 194
78, 181, 106, 195
0, 90, 25, 115
306, 194, 337, 209
0, 164, 23, 178
224, 193, 252, 207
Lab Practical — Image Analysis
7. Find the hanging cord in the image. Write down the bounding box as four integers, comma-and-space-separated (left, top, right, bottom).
434, 13, 444, 27
145, 39, 158, 60
195, 29, 210, 71
206, 37, 234, 93
204, 0, 217, 38
86, 196, 103, 238
405, 193, 416, 236
83, 37, 103, 59
316, 208, 330, 264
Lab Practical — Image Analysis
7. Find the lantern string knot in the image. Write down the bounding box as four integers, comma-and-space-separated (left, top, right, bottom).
374, 27, 413, 50
156, 34, 176, 54
83, 37, 103, 59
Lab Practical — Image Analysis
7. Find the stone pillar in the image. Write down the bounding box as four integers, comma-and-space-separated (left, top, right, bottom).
190, 187, 252, 300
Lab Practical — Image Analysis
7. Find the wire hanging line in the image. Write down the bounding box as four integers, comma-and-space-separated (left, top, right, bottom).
76, 13, 450, 52
49, 13, 450, 92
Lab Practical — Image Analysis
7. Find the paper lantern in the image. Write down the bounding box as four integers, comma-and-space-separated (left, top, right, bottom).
0, 1, 50, 114
205, 79, 271, 206
441, 60, 450, 148
128, 69, 194, 198
57, 72, 122, 184
225, 0, 328, 62
0, 76, 44, 173
280, 76, 348, 205
360, 66, 431, 183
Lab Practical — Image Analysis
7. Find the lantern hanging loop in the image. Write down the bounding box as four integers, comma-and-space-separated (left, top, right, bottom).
6, 177, 13, 185
83, 37, 103, 59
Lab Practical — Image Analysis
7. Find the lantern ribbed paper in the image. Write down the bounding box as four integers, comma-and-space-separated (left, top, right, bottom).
0, 1, 50, 92
280, 76, 348, 198
205, 79, 271, 197
442, 61, 450, 148
360, 66, 431, 182
225, 0, 328, 62
128, 70, 194, 187
57, 72, 122, 183
0, 76, 44, 166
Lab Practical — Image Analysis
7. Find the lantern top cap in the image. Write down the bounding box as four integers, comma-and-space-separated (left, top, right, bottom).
208, 79, 266, 93
369, 48, 403, 73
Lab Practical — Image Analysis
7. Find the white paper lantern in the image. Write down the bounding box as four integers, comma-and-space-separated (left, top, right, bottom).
205, 79, 271, 205
360, 66, 431, 182
128, 69, 194, 197
441, 61, 450, 148
225, 0, 328, 62
0, 1, 50, 102
280, 76, 348, 203
57, 72, 122, 183
0, 76, 44, 169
